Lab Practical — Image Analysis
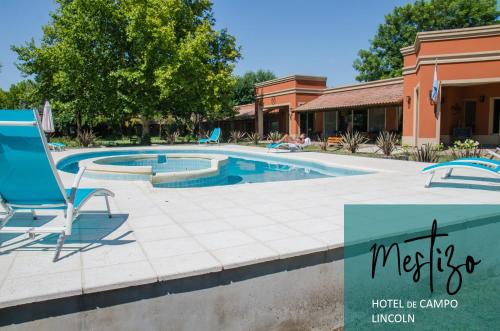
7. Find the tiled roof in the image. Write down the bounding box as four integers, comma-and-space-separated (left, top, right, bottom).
295, 80, 403, 112
233, 103, 255, 119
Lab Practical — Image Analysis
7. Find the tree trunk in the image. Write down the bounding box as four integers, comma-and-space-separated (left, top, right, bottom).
141, 117, 151, 145
76, 111, 82, 137
142, 118, 150, 137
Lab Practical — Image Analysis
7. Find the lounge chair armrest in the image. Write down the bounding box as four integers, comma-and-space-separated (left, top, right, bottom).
487, 149, 500, 160
68, 166, 87, 203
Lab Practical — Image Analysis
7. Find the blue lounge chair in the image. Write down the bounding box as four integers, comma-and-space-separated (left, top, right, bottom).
421, 157, 500, 187
267, 138, 312, 152
48, 142, 66, 151
198, 128, 221, 144
0, 109, 114, 261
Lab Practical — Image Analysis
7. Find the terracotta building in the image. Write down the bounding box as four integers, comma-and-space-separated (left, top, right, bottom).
401, 24, 500, 146
227, 24, 500, 146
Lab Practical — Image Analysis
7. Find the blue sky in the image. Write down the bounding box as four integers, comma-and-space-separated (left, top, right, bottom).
0, 0, 415, 90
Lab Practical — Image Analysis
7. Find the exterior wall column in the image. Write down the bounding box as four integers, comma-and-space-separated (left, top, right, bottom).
435, 86, 442, 145
257, 105, 264, 138
416, 79, 440, 146
290, 109, 299, 136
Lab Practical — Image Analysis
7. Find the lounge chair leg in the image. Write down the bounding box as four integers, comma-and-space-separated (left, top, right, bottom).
104, 195, 112, 218
425, 172, 435, 188
442, 168, 453, 179
53, 232, 66, 262
31, 209, 37, 220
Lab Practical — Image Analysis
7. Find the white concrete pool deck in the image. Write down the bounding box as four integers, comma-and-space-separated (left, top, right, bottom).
1, 144, 499, 308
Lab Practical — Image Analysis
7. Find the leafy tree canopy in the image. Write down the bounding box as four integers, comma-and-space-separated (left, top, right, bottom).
0, 80, 40, 109
353, 0, 499, 82
233, 70, 275, 105
13, 0, 240, 138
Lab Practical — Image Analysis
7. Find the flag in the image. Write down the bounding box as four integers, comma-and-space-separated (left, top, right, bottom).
431, 61, 439, 103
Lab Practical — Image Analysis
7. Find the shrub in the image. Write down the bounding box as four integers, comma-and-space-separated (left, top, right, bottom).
229, 130, 246, 143
376, 131, 399, 156
450, 139, 481, 159
247, 132, 260, 145
411, 143, 440, 163
178, 134, 196, 143
267, 131, 282, 142
77, 129, 96, 147
139, 133, 151, 145
340, 131, 368, 153
316, 135, 328, 151
400, 143, 411, 160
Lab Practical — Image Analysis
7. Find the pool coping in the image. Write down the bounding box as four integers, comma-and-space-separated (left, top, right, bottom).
80, 153, 229, 184
2, 144, 497, 310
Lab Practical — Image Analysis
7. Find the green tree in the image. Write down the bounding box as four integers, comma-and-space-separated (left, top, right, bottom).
233, 70, 275, 105
13, 0, 240, 142
0, 89, 7, 108
13, 0, 127, 135
353, 0, 499, 81
0, 80, 40, 109
116, 0, 240, 142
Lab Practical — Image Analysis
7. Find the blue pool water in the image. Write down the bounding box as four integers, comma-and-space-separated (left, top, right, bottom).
57, 149, 369, 187
95, 156, 212, 173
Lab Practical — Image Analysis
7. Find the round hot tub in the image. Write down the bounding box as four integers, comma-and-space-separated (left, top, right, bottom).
79, 154, 229, 187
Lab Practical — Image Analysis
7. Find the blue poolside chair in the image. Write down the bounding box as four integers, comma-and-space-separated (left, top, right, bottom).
198, 128, 221, 144
267, 138, 311, 152
48, 142, 66, 151
421, 157, 500, 188
267, 141, 293, 152
0, 109, 114, 261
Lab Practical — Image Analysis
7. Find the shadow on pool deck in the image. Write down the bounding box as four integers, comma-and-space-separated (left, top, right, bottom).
430, 181, 500, 191
0, 212, 132, 261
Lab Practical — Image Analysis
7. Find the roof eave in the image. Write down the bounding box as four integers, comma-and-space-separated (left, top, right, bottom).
294, 100, 403, 112
254, 75, 327, 88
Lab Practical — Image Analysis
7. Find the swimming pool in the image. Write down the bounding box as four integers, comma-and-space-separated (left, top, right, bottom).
57, 149, 370, 187
95, 155, 212, 173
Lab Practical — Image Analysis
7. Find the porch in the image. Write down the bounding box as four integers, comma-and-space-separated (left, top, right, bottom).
316, 106, 402, 140
439, 82, 500, 145
262, 106, 289, 136
294, 78, 404, 140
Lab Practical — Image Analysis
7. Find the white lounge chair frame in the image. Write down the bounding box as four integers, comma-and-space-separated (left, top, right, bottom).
0, 114, 114, 261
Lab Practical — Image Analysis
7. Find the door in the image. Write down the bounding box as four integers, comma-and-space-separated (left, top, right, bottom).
494, 99, 500, 134
464, 101, 476, 133
299, 112, 314, 137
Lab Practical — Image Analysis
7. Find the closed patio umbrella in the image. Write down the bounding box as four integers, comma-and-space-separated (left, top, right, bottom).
41, 100, 55, 133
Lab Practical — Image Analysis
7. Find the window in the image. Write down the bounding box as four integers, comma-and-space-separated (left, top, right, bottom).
396, 106, 403, 132
353, 109, 368, 132
270, 119, 279, 132
338, 110, 352, 132
299, 112, 314, 137
324, 111, 338, 136
368, 108, 385, 134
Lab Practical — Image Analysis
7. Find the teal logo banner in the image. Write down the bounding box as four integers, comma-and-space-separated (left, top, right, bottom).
344, 205, 500, 330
